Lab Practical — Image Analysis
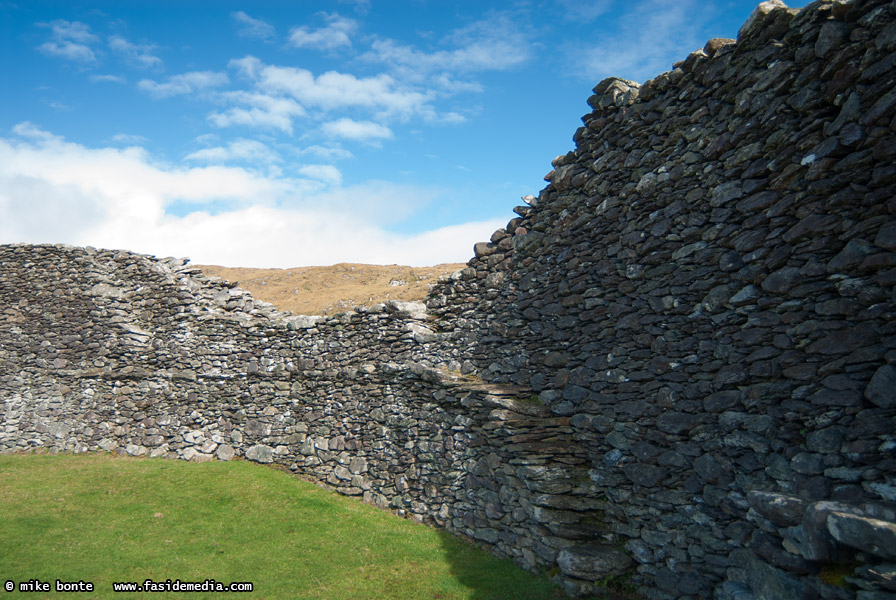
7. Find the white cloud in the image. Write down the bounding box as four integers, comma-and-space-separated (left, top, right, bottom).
288, 13, 357, 51
321, 118, 393, 143
557, 0, 615, 21
362, 13, 533, 76
337, 0, 370, 13
109, 35, 162, 69
111, 133, 149, 145
232, 11, 275, 41
0, 124, 493, 267
298, 164, 342, 186
90, 74, 126, 84
185, 138, 281, 165
576, 0, 706, 82
209, 91, 306, 133
299, 145, 354, 161
138, 71, 229, 98
37, 20, 99, 63
229, 56, 432, 121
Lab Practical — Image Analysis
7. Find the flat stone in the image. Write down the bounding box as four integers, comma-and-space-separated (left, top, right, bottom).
557, 545, 634, 580
828, 239, 876, 272
761, 267, 802, 294
828, 511, 896, 560
747, 491, 808, 527
802, 501, 859, 562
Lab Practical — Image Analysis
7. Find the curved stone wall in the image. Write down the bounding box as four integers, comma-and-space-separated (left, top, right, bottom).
2, 1, 896, 598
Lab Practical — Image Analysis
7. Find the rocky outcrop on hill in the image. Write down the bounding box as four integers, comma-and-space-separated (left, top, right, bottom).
2, 1, 896, 598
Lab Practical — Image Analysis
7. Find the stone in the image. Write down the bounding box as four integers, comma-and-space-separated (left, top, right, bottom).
245, 444, 274, 464
557, 545, 634, 580
876, 223, 896, 251
828, 239, 876, 272
623, 463, 668, 487
806, 426, 846, 454
816, 22, 848, 58
656, 411, 699, 435
827, 512, 896, 560
747, 492, 808, 527
761, 267, 801, 294
473, 242, 497, 258
215, 444, 235, 461
802, 501, 860, 562
865, 365, 896, 408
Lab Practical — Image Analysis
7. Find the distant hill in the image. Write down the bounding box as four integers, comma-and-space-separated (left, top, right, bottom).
195, 262, 466, 316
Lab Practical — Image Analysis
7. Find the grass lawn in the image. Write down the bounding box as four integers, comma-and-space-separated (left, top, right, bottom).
0, 453, 571, 599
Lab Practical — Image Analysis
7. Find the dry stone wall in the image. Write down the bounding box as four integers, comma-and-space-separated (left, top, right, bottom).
2, 1, 896, 599
427, 0, 896, 598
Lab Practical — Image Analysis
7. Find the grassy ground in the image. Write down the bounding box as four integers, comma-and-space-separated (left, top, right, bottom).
0, 453, 569, 600
195, 263, 465, 316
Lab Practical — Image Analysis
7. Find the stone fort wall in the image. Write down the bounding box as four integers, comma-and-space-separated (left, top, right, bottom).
2, 1, 896, 598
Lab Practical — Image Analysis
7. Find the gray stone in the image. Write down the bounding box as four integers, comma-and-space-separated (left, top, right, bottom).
745, 552, 808, 600
827, 512, 896, 560
761, 267, 801, 294
656, 411, 699, 435
865, 365, 896, 408
623, 463, 668, 487
815, 22, 848, 58
806, 426, 847, 454
829, 239, 876, 272
728, 284, 762, 306
557, 545, 634, 580
747, 491, 808, 527
215, 444, 234, 461
349, 456, 368, 474
791, 452, 825, 475
802, 501, 858, 562
245, 444, 274, 464
876, 223, 896, 251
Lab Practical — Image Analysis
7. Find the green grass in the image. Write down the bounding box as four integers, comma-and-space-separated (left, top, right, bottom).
0, 453, 569, 600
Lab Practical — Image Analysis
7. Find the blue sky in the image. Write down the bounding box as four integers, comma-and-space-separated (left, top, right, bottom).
1, 0, 784, 267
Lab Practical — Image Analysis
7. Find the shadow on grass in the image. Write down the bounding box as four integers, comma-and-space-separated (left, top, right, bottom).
434, 529, 570, 600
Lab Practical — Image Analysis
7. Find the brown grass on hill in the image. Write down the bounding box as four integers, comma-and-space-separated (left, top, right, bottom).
195, 262, 466, 316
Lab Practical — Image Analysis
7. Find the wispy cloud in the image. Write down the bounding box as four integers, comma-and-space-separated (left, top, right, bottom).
362, 12, 533, 77
229, 56, 432, 121
575, 0, 707, 82
321, 118, 393, 143
557, 0, 615, 21
337, 0, 370, 13
298, 164, 342, 186
298, 145, 354, 161
232, 11, 275, 42
36, 20, 99, 63
289, 13, 357, 51
185, 138, 281, 165
109, 35, 162, 69
138, 70, 229, 98
208, 91, 306, 133
90, 74, 126, 84
111, 133, 149, 145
